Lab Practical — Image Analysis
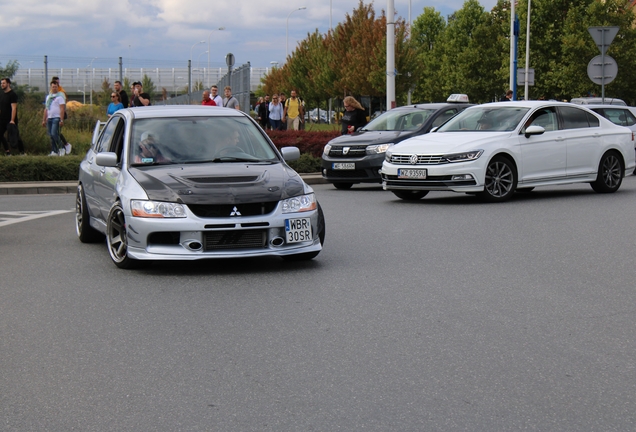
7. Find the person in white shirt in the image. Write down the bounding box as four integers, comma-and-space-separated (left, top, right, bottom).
210, 85, 223, 106
41, 81, 66, 156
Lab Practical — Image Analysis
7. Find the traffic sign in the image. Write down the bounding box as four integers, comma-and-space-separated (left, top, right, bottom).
517, 68, 535, 86
588, 27, 619, 55
587, 55, 618, 85
226, 53, 235, 69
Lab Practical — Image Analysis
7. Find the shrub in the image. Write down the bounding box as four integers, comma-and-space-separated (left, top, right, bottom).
266, 130, 340, 157
287, 153, 322, 173
0, 156, 81, 182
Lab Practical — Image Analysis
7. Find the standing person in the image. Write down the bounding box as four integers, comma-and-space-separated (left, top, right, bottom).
201, 90, 216, 106
268, 94, 283, 130
51, 76, 72, 155
501, 89, 513, 102
114, 80, 129, 108
130, 82, 151, 106
210, 85, 223, 106
107, 92, 124, 117
279, 92, 287, 130
0, 78, 25, 155
42, 81, 66, 156
222, 86, 240, 110
340, 96, 367, 135
283, 89, 304, 131
258, 94, 270, 129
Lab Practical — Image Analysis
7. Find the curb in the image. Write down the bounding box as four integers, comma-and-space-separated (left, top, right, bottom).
0, 173, 328, 196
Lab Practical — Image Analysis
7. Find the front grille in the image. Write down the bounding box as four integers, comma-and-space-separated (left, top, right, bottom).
328, 146, 367, 157
203, 230, 267, 250
390, 154, 447, 165
188, 202, 278, 218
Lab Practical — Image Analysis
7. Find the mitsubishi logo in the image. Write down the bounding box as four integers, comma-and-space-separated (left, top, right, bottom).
230, 206, 241, 216
343, 147, 350, 155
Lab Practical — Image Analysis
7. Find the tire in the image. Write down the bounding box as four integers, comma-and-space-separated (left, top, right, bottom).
392, 190, 429, 200
591, 151, 623, 193
478, 155, 517, 202
106, 203, 143, 269
75, 184, 105, 243
333, 182, 353, 190
282, 203, 325, 261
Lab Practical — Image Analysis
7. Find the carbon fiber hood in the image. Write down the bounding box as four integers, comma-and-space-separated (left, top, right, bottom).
128, 163, 305, 205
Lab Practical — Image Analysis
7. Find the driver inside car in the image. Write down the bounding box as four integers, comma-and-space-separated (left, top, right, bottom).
134, 131, 170, 164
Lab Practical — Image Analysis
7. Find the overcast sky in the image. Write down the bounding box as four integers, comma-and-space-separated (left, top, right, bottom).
0, 0, 499, 69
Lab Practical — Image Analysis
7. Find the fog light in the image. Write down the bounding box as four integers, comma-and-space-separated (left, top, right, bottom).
452, 174, 474, 180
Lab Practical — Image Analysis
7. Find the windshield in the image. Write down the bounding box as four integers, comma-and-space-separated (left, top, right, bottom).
129, 116, 279, 165
438, 106, 530, 132
362, 109, 437, 131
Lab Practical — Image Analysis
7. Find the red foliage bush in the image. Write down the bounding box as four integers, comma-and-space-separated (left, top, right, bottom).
266, 130, 340, 157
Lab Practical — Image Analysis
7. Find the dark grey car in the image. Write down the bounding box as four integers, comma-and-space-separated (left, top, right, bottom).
76, 106, 325, 268
321, 102, 472, 189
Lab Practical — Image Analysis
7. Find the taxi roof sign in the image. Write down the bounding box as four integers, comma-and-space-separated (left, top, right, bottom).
447, 94, 469, 103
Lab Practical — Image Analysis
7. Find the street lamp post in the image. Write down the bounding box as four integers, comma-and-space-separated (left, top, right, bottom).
524, 0, 532, 100
286, 6, 307, 59
197, 50, 208, 90
207, 27, 225, 87
190, 40, 205, 94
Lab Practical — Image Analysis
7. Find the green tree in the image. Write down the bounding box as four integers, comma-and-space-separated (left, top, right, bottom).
0, 60, 19, 80
141, 74, 156, 99
411, 7, 447, 102
97, 78, 112, 107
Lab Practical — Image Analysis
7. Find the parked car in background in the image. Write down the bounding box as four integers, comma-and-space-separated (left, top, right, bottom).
381, 101, 635, 202
570, 97, 626, 106
586, 105, 636, 134
321, 95, 473, 189
76, 106, 325, 268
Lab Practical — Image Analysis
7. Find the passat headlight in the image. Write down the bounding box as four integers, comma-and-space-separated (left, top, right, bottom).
323, 144, 332, 156
131, 200, 187, 218
367, 143, 394, 154
281, 193, 317, 213
443, 150, 483, 163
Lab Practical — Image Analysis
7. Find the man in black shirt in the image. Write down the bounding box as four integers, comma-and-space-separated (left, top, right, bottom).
114, 80, 129, 108
0, 78, 24, 155
130, 82, 151, 107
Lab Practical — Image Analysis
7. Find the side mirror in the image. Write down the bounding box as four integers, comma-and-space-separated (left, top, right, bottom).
524, 125, 545, 138
95, 152, 119, 167
280, 146, 300, 162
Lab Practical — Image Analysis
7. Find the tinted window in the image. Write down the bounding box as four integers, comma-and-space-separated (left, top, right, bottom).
599, 108, 636, 127
559, 106, 594, 129
524, 107, 558, 132
364, 109, 437, 131
439, 106, 529, 132
432, 109, 457, 128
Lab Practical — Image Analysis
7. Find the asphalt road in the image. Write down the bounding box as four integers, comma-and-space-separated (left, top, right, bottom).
2, 181, 636, 431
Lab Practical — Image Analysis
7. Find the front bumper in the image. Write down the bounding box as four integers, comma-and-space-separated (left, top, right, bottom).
123, 203, 323, 261
321, 153, 385, 184
381, 161, 484, 193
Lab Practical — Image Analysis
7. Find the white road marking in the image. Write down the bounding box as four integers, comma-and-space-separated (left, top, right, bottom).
0, 210, 74, 227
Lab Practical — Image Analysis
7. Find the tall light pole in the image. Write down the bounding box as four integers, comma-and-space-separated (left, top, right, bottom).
207, 27, 225, 87
524, 0, 532, 100
197, 50, 208, 90
286, 6, 307, 59
190, 40, 205, 94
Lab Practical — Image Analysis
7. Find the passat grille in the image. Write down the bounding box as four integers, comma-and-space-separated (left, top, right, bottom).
390, 154, 447, 165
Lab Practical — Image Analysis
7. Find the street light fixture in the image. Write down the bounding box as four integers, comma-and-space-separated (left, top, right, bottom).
190, 40, 205, 94
88, 57, 97, 105
286, 6, 307, 59
207, 27, 225, 87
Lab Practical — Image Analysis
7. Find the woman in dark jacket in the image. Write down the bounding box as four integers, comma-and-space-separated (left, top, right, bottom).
341, 96, 367, 135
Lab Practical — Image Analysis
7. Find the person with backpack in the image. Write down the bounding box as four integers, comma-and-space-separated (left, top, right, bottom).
283, 89, 304, 131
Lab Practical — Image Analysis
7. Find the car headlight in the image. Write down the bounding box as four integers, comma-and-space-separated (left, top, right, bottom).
443, 150, 483, 163
281, 193, 317, 213
131, 200, 187, 218
367, 143, 393, 154
323, 144, 332, 156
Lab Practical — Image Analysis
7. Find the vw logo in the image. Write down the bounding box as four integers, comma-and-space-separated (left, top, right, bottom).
230, 206, 242, 216
409, 154, 419, 164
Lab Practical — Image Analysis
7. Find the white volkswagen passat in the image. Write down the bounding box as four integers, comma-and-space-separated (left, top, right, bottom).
380, 101, 635, 202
